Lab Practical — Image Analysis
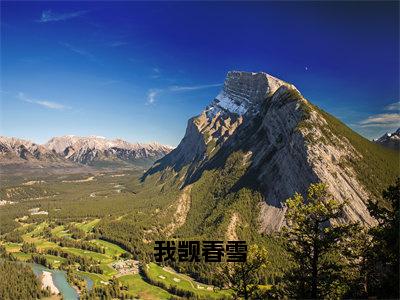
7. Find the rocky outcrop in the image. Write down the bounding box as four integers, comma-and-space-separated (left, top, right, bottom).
226, 212, 239, 241
163, 185, 192, 237
144, 71, 393, 233
205, 71, 290, 118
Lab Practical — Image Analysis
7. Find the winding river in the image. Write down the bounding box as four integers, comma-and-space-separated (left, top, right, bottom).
31, 263, 93, 300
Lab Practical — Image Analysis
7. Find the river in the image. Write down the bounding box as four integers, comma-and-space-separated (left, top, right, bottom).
31, 263, 93, 300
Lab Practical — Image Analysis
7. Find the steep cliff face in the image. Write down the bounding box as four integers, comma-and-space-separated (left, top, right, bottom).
206, 71, 290, 118
144, 71, 399, 234
144, 72, 293, 182
242, 87, 376, 231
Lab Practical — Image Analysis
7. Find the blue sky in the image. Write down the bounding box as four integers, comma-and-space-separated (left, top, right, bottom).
1, 1, 399, 146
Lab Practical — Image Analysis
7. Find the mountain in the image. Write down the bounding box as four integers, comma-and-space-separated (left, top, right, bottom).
0, 136, 67, 163
0, 136, 81, 175
0, 135, 173, 171
143, 71, 399, 234
374, 128, 400, 150
45, 135, 173, 167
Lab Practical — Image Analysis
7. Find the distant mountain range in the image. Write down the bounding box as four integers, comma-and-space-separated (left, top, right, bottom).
374, 128, 400, 150
0, 135, 173, 169
143, 71, 399, 234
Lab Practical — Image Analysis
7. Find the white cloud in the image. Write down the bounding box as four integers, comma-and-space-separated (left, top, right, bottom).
109, 41, 129, 48
169, 83, 221, 92
359, 123, 399, 129
359, 113, 400, 127
17, 92, 68, 110
60, 42, 96, 61
146, 89, 160, 105
38, 10, 88, 23
384, 101, 400, 111
145, 82, 222, 105
357, 101, 400, 130
150, 67, 161, 79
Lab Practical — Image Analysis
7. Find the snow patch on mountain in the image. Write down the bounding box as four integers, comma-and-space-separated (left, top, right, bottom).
205, 71, 294, 119
373, 128, 400, 150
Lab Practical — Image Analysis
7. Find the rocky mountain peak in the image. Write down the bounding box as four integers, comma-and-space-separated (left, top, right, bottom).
205, 71, 293, 118
144, 70, 400, 234
374, 128, 400, 150
0, 136, 63, 162
144, 71, 300, 180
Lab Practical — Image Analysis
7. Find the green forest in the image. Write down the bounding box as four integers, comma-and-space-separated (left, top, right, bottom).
0, 166, 398, 299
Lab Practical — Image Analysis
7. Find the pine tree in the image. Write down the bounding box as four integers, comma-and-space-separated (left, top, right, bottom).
215, 244, 268, 299
366, 178, 399, 298
274, 183, 360, 299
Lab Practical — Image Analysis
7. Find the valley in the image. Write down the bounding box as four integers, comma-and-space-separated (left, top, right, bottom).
0, 170, 233, 299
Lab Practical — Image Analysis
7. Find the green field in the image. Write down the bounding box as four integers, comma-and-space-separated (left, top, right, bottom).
62, 247, 112, 262
11, 252, 32, 261
120, 274, 173, 299
74, 219, 100, 232
92, 239, 126, 256
146, 262, 232, 298
42, 254, 67, 268
4, 242, 20, 252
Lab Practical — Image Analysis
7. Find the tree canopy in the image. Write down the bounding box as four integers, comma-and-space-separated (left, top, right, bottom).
274, 183, 361, 299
